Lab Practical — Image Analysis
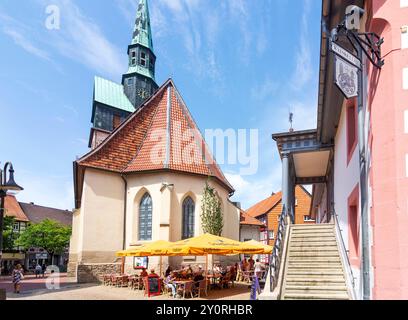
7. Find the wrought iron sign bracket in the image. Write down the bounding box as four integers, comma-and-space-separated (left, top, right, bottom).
332, 22, 384, 69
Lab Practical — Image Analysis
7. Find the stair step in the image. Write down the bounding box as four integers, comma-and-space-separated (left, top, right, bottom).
287, 270, 344, 276
283, 293, 349, 300
285, 285, 348, 291
286, 277, 346, 283
286, 280, 347, 286
288, 266, 343, 274
291, 224, 334, 228
289, 251, 339, 259
290, 241, 337, 246
289, 247, 339, 252
291, 235, 336, 240
287, 264, 343, 269
291, 229, 334, 233
288, 256, 341, 261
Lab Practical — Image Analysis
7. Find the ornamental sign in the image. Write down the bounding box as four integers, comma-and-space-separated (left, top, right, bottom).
331, 42, 361, 69
334, 55, 359, 99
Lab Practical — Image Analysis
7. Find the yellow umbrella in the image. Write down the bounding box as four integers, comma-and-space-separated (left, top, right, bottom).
244, 239, 273, 254
166, 233, 265, 256
115, 240, 172, 257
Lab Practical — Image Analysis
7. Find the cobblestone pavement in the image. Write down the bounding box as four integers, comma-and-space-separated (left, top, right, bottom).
7, 282, 252, 300
0, 273, 76, 293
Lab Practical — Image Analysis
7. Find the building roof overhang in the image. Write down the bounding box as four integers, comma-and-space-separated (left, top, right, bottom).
317, 0, 364, 144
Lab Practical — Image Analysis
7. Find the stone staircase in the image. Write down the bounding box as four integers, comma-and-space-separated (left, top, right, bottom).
281, 224, 350, 300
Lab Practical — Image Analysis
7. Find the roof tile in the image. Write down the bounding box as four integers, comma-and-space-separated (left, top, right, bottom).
78, 80, 233, 192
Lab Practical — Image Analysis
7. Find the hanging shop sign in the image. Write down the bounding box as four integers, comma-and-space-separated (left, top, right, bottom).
331, 41, 361, 69
334, 55, 359, 99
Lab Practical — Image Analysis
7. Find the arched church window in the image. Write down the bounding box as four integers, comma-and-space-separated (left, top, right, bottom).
182, 197, 195, 239
139, 193, 152, 241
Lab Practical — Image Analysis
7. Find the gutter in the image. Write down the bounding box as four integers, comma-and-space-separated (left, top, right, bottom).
121, 174, 128, 250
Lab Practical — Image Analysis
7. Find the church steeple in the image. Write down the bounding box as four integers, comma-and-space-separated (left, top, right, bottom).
132, 0, 154, 52
122, 0, 158, 109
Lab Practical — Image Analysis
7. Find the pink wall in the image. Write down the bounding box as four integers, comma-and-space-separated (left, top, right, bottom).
368, 0, 408, 299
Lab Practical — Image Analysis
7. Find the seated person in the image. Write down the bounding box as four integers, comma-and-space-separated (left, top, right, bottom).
193, 270, 204, 282
193, 272, 205, 289
164, 271, 177, 298
165, 266, 172, 277
149, 269, 157, 276
186, 265, 193, 276
140, 268, 148, 277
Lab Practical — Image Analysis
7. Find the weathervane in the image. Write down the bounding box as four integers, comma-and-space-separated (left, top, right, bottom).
289, 112, 294, 132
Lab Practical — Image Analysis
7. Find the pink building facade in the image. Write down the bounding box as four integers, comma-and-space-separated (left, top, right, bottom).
272, 0, 408, 299
367, 0, 408, 299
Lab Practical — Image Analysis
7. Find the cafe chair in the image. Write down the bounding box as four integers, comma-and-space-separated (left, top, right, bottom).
242, 271, 252, 283
194, 280, 208, 298
118, 275, 129, 287
102, 274, 111, 286
177, 281, 194, 299
111, 274, 120, 287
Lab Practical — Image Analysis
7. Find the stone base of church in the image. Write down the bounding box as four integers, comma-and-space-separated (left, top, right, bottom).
67, 262, 78, 278
68, 262, 122, 283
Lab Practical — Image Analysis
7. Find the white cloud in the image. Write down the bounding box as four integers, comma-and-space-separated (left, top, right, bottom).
289, 100, 317, 131
2, 27, 51, 61
47, 0, 125, 81
251, 77, 279, 101
290, 0, 313, 90
0, 12, 53, 62
226, 165, 282, 210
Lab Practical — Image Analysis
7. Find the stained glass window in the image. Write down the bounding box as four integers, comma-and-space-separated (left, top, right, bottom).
182, 197, 195, 239
139, 193, 152, 241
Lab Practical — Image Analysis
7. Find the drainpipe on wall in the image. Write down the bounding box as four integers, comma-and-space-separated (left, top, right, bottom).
121, 174, 128, 251
357, 45, 370, 300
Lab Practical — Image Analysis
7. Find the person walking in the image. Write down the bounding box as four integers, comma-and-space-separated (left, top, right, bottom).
254, 259, 263, 279
41, 263, 47, 278
35, 263, 42, 278
12, 264, 24, 294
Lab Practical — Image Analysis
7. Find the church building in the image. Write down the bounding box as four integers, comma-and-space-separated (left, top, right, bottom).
68, 0, 241, 282
89, 0, 158, 149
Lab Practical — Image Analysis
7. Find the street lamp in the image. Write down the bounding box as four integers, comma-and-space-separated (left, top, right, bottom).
0, 162, 24, 277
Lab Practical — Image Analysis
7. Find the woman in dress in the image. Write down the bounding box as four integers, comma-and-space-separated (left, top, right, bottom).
12, 264, 24, 294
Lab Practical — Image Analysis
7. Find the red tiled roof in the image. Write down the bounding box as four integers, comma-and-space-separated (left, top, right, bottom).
77, 79, 233, 192
246, 192, 282, 218
240, 209, 265, 226
4, 195, 29, 222
19, 202, 72, 226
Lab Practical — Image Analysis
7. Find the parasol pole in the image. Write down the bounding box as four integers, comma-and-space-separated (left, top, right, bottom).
159, 256, 163, 277
121, 256, 125, 275
205, 254, 208, 288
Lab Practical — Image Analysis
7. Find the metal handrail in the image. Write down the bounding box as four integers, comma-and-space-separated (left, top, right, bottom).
332, 208, 357, 298
267, 204, 291, 292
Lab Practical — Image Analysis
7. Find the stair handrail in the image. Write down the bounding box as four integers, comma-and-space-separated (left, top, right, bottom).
332, 208, 357, 300
267, 204, 290, 292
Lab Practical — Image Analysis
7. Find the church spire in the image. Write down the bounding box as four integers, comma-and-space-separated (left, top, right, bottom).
132, 0, 154, 52
122, 0, 158, 109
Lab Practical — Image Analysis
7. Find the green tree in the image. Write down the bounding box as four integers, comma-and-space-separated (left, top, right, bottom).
16, 219, 71, 263
200, 180, 223, 236
2, 216, 18, 251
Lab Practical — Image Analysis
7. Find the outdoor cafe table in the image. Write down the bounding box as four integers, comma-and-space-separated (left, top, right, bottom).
206, 274, 222, 290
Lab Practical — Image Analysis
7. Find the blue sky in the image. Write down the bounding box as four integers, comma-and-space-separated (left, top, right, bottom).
0, 0, 321, 210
